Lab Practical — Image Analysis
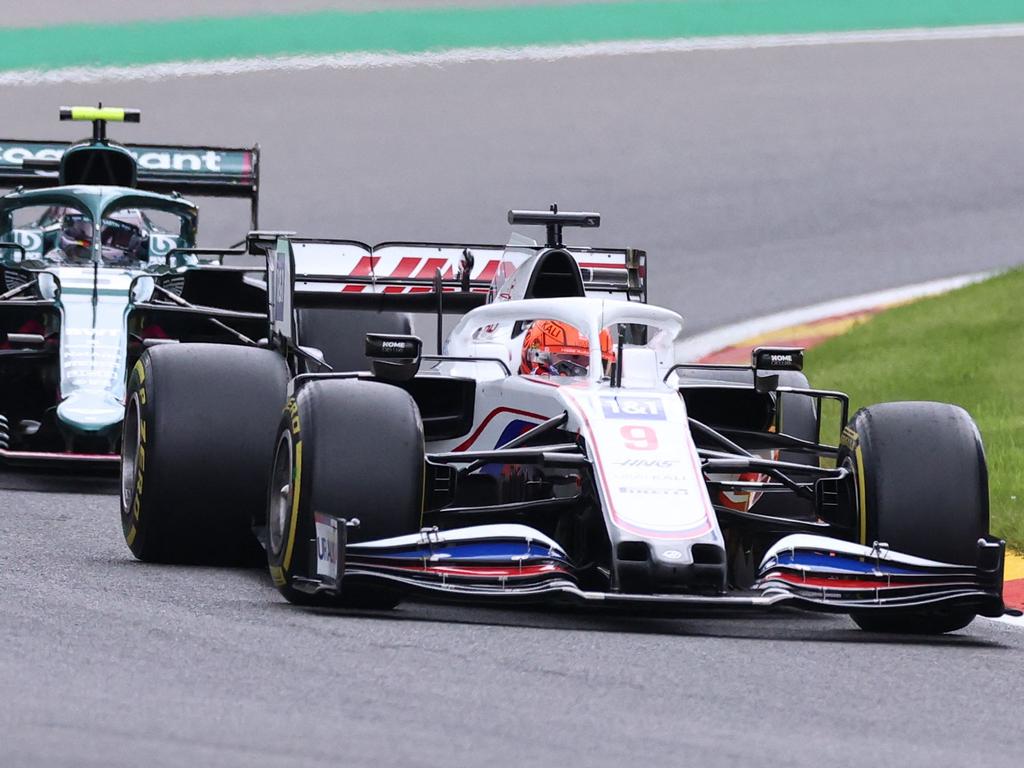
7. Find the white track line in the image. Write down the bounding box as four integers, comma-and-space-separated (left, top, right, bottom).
3, 23, 1024, 86
674, 271, 993, 362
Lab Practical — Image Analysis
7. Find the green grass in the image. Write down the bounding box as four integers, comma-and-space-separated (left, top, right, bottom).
806, 268, 1024, 547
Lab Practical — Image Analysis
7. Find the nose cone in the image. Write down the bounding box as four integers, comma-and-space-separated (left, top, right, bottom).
57, 392, 124, 433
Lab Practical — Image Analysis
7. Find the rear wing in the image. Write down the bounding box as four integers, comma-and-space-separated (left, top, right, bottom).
248, 236, 646, 307
250, 233, 646, 354
0, 140, 260, 225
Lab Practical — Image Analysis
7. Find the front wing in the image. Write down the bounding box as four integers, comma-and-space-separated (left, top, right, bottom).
292, 522, 1007, 618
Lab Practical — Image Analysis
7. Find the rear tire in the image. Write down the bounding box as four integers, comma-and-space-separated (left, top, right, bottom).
121, 344, 288, 564
838, 402, 988, 634
267, 378, 424, 609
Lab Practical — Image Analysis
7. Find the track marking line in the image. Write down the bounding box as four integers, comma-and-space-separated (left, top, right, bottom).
3, 23, 1024, 86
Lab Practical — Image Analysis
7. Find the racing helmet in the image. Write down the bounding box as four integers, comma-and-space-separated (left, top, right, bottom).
520, 320, 615, 377
58, 210, 148, 266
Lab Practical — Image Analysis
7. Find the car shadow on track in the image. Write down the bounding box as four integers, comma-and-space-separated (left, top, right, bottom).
273, 595, 1006, 648
114, 560, 1012, 649
0, 468, 119, 495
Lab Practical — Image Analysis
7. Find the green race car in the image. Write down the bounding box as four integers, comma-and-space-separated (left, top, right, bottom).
0, 106, 261, 464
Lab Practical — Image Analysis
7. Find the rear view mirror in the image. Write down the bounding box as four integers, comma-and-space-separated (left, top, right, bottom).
752, 347, 804, 372
365, 333, 422, 382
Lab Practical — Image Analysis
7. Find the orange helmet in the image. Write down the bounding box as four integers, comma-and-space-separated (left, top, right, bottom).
520, 320, 615, 376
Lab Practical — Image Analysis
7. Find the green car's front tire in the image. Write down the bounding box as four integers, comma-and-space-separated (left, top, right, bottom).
121, 344, 288, 565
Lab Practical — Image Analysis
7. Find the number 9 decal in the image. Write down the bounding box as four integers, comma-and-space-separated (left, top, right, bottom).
620, 425, 658, 451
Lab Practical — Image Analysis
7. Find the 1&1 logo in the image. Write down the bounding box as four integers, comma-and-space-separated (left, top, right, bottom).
601, 396, 666, 420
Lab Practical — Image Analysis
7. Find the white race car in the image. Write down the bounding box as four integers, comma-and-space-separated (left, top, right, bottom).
119, 208, 1008, 634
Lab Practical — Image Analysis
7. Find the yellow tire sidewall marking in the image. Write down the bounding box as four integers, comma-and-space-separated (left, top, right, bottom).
282, 440, 302, 573
855, 444, 867, 545
269, 565, 286, 587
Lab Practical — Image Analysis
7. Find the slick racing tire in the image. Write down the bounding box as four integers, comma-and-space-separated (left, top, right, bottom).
838, 402, 989, 634
266, 378, 424, 609
121, 344, 288, 565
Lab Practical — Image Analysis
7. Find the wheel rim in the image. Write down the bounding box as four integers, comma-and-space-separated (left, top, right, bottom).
120, 393, 141, 514
268, 431, 293, 558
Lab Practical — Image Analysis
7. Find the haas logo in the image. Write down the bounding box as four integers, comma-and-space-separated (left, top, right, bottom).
616, 459, 678, 468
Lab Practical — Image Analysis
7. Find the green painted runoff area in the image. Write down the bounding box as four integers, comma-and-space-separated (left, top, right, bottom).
807, 268, 1024, 549
3, 1, 1024, 71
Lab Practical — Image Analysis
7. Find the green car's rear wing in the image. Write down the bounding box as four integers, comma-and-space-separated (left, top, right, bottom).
0, 140, 259, 221
0, 107, 260, 227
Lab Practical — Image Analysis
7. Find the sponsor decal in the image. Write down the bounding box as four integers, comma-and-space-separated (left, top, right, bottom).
314, 513, 339, 581
133, 150, 224, 172
618, 487, 690, 496
366, 334, 421, 359
614, 458, 679, 468
601, 396, 665, 421
10, 229, 43, 255
662, 549, 684, 560
753, 347, 804, 371
840, 426, 859, 451
561, 390, 714, 539
286, 398, 301, 436
376, 339, 416, 355
269, 238, 291, 336
621, 473, 688, 485
148, 234, 180, 258
0, 145, 63, 166
0, 143, 251, 176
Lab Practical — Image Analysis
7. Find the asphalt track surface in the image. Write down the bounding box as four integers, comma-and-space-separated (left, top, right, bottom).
3, 34, 1024, 768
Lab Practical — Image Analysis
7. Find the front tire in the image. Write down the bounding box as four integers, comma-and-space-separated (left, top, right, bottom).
838, 401, 988, 634
121, 344, 288, 564
267, 378, 425, 609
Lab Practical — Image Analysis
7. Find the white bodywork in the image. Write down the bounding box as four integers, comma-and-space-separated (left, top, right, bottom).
434, 296, 724, 558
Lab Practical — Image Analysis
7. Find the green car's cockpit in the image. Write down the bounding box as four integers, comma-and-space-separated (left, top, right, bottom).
49, 212, 148, 268
0, 185, 199, 268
